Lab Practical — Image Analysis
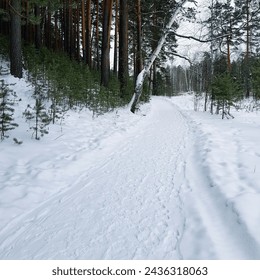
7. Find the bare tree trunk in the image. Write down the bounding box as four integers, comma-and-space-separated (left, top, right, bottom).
227, 35, 231, 72
130, 0, 186, 113
54, 11, 59, 50
35, 4, 41, 50
210, 0, 215, 114
135, 0, 143, 76
0, 0, 9, 35
69, 0, 74, 59
245, 0, 250, 98
119, 0, 128, 97
113, 0, 119, 74
95, 0, 100, 70
10, 0, 22, 78
101, 0, 113, 87
81, 0, 86, 62
86, 0, 92, 67
76, 3, 81, 61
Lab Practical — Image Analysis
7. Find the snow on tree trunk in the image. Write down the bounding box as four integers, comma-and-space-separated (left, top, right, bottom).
130, 0, 187, 113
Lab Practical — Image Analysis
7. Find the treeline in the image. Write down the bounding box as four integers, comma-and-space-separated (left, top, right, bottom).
0, 0, 179, 97
0, 0, 181, 140
169, 0, 260, 118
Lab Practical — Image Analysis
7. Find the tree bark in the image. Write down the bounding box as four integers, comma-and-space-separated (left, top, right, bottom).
135, 0, 143, 78
113, 0, 119, 74
119, 0, 128, 97
35, 4, 41, 50
245, 0, 250, 98
130, 0, 186, 113
101, 0, 113, 87
10, 0, 22, 78
81, 0, 86, 62
95, 0, 100, 70
86, 0, 92, 67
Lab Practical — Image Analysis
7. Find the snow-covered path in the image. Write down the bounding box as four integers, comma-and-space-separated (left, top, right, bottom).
0, 97, 260, 259
0, 98, 189, 259
180, 116, 260, 260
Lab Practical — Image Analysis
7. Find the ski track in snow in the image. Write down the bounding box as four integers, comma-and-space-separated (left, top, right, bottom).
171, 96, 260, 259
0, 96, 260, 259
0, 98, 189, 259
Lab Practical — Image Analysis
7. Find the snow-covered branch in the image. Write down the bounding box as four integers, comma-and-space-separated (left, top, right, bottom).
130, 0, 188, 113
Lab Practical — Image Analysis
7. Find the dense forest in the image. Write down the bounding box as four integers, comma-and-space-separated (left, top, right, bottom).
0, 0, 260, 140
0, 0, 179, 102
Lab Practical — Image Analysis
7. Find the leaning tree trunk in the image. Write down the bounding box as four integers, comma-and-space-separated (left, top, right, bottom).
130, 0, 186, 113
10, 0, 22, 78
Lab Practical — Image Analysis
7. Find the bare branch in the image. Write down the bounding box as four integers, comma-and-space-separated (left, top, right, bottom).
172, 31, 233, 43
171, 31, 211, 43
167, 52, 193, 64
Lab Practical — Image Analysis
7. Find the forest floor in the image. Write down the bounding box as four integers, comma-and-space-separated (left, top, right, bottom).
0, 75, 260, 259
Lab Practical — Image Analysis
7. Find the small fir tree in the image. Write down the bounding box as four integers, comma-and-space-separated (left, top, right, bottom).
0, 80, 18, 140
23, 83, 51, 140
212, 73, 241, 119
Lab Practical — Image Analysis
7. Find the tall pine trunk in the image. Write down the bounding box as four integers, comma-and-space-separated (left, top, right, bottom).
10, 0, 22, 78
35, 4, 41, 50
86, 0, 92, 67
113, 0, 119, 74
95, 0, 100, 70
81, 0, 86, 62
101, 0, 113, 87
245, 0, 250, 98
135, 0, 143, 78
119, 0, 128, 97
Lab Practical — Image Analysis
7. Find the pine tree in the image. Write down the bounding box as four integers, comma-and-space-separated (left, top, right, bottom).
23, 97, 51, 140
23, 76, 51, 140
0, 79, 18, 140
211, 73, 241, 118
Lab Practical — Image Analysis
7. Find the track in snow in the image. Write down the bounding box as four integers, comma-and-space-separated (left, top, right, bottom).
179, 109, 260, 260
0, 98, 188, 259
0, 97, 259, 259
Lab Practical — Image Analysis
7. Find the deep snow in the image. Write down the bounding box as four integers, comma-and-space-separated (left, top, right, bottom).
0, 70, 260, 259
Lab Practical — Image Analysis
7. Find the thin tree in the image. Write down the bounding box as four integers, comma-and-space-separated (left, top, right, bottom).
86, 0, 92, 67
119, 0, 129, 97
101, 0, 113, 87
10, 0, 22, 78
135, 0, 143, 76
113, 0, 119, 74
34, 3, 41, 50
81, 0, 86, 62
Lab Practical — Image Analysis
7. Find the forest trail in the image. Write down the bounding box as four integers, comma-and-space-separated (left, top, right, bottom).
0, 97, 260, 259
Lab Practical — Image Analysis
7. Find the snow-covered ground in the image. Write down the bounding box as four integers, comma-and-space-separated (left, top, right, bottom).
0, 70, 260, 259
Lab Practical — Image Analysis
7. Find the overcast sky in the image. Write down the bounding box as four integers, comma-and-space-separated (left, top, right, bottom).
173, 0, 211, 66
